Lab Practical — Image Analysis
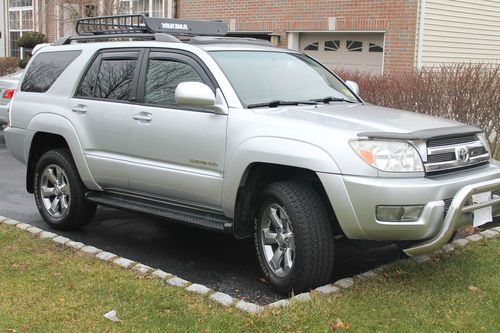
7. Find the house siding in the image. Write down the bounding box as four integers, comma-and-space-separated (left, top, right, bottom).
420, 0, 500, 66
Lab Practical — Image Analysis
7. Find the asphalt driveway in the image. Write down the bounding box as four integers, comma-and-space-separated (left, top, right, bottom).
0, 128, 405, 304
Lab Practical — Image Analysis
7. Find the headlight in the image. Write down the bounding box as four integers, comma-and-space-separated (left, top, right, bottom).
349, 140, 424, 172
477, 133, 491, 157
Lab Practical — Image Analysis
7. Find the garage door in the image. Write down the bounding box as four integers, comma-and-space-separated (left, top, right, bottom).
300, 33, 384, 74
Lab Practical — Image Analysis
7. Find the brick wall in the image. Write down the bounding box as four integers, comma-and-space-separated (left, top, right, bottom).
178, 0, 420, 72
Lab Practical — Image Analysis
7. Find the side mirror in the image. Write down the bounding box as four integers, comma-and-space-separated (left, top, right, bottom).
345, 80, 360, 95
175, 82, 216, 108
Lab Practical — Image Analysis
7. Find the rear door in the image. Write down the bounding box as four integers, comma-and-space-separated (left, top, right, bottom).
69, 48, 143, 190
128, 49, 227, 208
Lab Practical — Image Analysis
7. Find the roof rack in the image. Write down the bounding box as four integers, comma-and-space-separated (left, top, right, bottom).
54, 14, 228, 45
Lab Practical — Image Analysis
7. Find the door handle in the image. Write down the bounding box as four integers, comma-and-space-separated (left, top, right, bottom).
132, 113, 153, 122
71, 104, 87, 114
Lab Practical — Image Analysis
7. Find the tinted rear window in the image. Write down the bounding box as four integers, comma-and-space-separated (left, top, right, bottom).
21, 50, 81, 93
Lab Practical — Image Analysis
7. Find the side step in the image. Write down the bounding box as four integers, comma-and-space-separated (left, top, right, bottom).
85, 191, 233, 233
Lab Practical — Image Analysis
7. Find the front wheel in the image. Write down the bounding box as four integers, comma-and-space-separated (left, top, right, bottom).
255, 181, 335, 294
34, 148, 96, 230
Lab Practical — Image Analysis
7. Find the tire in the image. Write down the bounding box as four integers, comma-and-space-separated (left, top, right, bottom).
254, 181, 335, 294
33, 148, 96, 230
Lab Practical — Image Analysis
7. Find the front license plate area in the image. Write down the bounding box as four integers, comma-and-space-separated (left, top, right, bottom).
471, 191, 492, 227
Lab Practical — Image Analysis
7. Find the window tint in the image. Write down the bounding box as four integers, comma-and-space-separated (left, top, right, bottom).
144, 59, 203, 106
21, 51, 81, 93
76, 56, 100, 98
94, 58, 137, 101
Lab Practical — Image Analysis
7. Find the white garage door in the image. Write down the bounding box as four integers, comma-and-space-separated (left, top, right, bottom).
300, 33, 384, 74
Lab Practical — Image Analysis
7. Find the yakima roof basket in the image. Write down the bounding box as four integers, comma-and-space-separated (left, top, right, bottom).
75, 14, 228, 37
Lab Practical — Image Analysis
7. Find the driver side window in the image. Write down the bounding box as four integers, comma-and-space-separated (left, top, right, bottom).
144, 59, 204, 107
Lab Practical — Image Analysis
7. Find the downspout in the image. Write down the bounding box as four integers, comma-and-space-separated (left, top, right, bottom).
416, 0, 426, 70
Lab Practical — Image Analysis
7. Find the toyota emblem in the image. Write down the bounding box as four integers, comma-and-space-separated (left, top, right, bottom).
456, 147, 470, 163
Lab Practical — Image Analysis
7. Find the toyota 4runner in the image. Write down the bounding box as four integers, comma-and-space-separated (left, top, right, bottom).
5, 15, 500, 294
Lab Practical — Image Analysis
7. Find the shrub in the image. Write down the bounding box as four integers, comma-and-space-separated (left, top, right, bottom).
0, 57, 19, 76
16, 32, 47, 49
335, 64, 500, 159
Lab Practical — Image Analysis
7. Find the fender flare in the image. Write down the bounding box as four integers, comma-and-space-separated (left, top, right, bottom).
222, 137, 340, 217
27, 113, 101, 191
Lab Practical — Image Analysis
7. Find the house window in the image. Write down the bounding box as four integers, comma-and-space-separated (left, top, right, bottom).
8, 1, 33, 59
119, 0, 164, 18
325, 40, 340, 51
346, 40, 363, 52
304, 42, 319, 51
369, 43, 383, 52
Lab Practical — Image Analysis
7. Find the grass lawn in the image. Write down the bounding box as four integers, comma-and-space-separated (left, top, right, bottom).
0, 223, 499, 332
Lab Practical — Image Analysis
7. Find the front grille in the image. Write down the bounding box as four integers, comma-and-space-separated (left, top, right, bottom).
425, 135, 490, 175
428, 135, 478, 147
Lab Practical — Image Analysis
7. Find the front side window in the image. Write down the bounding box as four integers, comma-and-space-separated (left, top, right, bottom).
144, 59, 203, 107
21, 50, 81, 93
210, 51, 358, 107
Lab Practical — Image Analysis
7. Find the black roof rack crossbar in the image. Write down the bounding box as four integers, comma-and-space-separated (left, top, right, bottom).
75, 14, 228, 37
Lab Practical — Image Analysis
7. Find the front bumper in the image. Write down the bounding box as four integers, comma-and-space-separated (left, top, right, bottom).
317, 162, 500, 253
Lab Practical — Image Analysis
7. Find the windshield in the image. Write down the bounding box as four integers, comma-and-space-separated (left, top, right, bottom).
210, 51, 359, 107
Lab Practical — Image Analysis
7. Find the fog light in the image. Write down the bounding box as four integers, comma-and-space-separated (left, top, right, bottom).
376, 205, 423, 222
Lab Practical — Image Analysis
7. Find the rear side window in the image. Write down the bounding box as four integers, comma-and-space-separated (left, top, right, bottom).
21, 50, 81, 93
76, 51, 139, 101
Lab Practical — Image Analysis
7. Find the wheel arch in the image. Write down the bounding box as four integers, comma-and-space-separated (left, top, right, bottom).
26, 113, 101, 193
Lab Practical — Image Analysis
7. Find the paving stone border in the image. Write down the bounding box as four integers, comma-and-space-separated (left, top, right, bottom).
0, 215, 498, 314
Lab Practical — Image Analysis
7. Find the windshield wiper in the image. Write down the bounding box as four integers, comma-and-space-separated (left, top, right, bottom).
247, 100, 318, 109
310, 96, 356, 104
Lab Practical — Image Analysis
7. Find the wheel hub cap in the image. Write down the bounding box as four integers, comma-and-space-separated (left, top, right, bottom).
260, 203, 295, 277
40, 164, 71, 218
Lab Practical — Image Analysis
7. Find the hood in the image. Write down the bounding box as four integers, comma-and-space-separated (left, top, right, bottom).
258, 102, 464, 137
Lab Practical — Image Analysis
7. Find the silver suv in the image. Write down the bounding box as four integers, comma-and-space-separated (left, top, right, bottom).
5, 15, 500, 294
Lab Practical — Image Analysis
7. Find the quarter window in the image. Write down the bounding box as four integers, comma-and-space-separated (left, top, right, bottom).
21, 50, 81, 93
144, 59, 203, 107
346, 40, 363, 52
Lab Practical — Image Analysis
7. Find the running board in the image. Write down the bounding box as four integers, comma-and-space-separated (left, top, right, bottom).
85, 191, 233, 233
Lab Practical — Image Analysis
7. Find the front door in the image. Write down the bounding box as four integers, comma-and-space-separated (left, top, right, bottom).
128, 50, 227, 209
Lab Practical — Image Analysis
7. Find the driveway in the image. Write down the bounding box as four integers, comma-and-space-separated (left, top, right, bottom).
0, 129, 405, 304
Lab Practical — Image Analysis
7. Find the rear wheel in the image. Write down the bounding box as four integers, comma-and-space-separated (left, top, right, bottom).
34, 148, 96, 230
255, 181, 335, 294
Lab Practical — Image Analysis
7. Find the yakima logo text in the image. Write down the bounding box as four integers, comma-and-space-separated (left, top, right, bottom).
161, 23, 189, 30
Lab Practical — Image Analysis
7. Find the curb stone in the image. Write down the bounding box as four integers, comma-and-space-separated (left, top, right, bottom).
52, 236, 70, 245
186, 283, 211, 295
466, 234, 483, 242
1, 216, 498, 314
292, 292, 312, 303
480, 229, 498, 239
334, 278, 354, 289
133, 263, 153, 275
210, 292, 235, 307
235, 300, 263, 314
39, 231, 57, 239
96, 251, 118, 262
113, 257, 136, 269
452, 238, 470, 248
267, 299, 291, 308
167, 276, 189, 287
151, 269, 172, 280
315, 284, 340, 295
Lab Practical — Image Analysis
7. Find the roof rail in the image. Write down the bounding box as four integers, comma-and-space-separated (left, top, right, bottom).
76, 14, 227, 37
